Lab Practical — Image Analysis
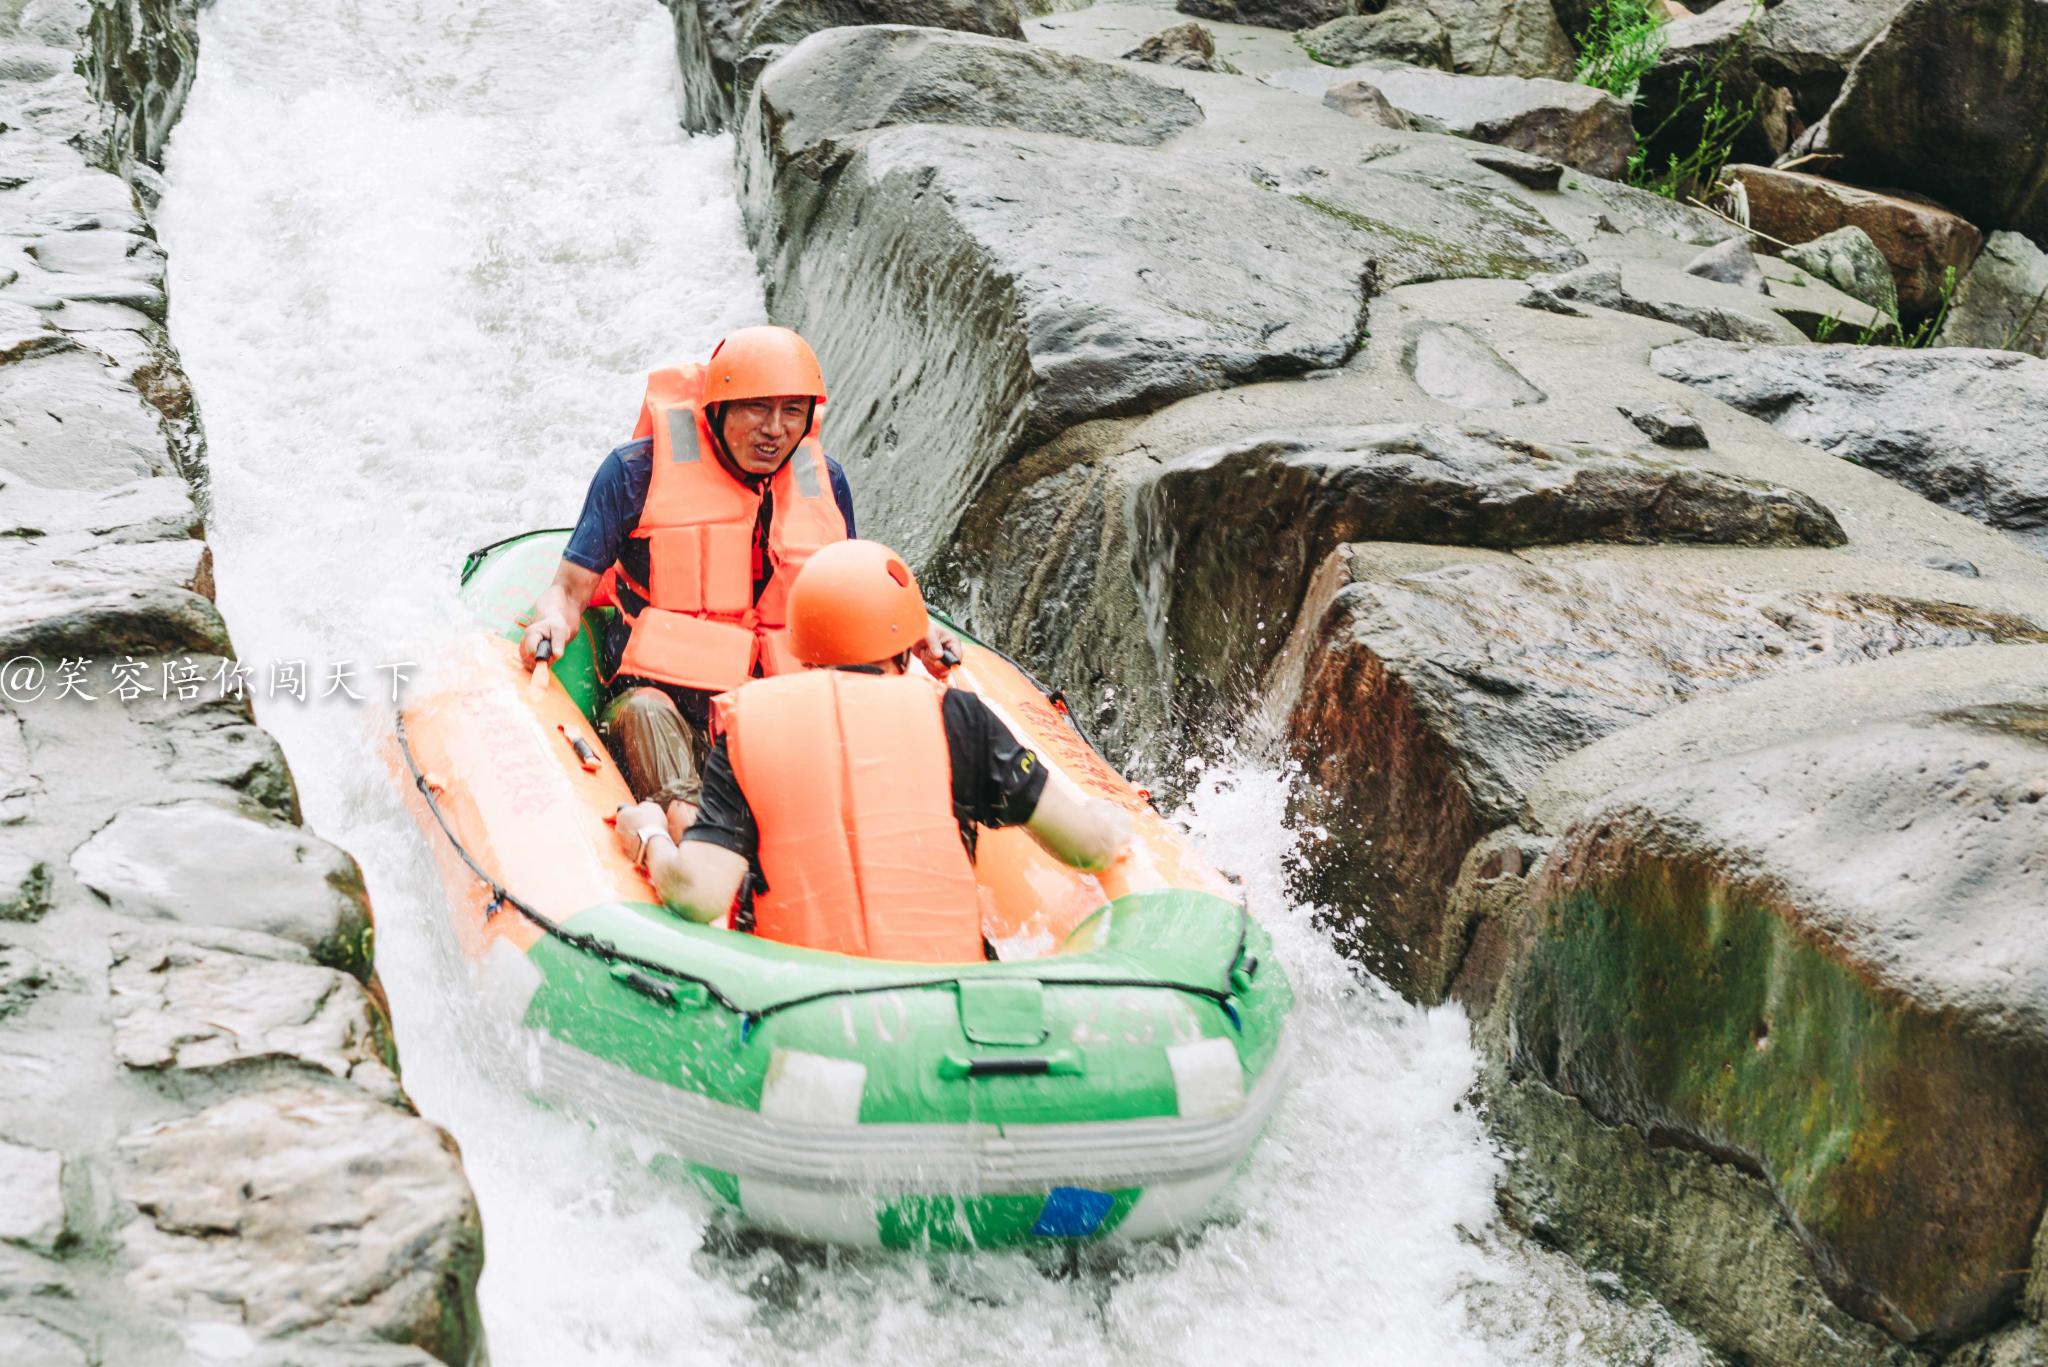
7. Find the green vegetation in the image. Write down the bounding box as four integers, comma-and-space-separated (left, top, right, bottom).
1898, 265, 1958, 348
1587, 0, 1762, 203
2003, 283, 2048, 352
1574, 0, 1665, 99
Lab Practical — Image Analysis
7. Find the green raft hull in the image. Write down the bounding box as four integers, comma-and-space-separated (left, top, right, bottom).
400, 531, 1295, 1248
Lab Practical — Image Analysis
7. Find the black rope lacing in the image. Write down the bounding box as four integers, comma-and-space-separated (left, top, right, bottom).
395, 711, 1253, 1038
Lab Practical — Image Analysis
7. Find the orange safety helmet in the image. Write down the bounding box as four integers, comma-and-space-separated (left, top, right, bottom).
703, 325, 827, 404
787, 540, 929, 667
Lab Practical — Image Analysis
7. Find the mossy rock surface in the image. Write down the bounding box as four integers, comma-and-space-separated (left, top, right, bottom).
1514, 703, 2048, 1345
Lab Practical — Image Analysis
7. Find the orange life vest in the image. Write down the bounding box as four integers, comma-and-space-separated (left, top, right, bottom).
610, 365, 847, 694
716, 670, 984, 964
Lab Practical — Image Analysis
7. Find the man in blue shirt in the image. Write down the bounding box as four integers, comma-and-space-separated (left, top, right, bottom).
517, 327, 950, 836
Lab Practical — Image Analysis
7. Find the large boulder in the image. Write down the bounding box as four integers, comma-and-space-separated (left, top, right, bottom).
1653, 340, 2048, 554
1121, 21, 1241, 73
1938, 231, 2048, 359
1174, 0, 1350, 32
108, 931, 402, 1100
1278, 542, 2045, 997
664, 0, 1026, 132
116, 1086, 482, 1363
1424, 0, 1575, 77
1723, 164, 1983, 318
744, 25, 1584, 560
1781, 224, 1898, 319
1137, 424, 1844, 719
1299, 9, 1453, 69
1522, 260, 1811, 344
1813, 0, 2048, 241
1512, 702, 2048, 1344
1751, 0, 1912, 118
69, 801, 375, 977
1356, 66, 1634, 179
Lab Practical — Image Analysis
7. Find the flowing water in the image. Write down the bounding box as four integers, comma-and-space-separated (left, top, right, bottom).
157, 2, 1705, 1362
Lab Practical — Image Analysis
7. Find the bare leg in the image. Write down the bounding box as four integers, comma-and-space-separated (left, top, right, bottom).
600, 686, 708, 810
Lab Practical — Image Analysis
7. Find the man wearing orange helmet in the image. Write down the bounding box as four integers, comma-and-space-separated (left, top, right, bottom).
520, 326, 953, 825
612, 540, 1131, 961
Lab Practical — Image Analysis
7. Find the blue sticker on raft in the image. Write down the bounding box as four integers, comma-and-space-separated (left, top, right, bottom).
1032, 1186, 1115, 1238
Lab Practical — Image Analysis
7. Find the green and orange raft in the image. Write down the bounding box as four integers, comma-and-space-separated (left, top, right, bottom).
397, 530, 1294, 1247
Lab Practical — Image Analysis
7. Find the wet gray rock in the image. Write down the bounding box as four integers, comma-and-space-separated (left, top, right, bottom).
1754, 251, 1902, 343
745, 24, 1584, 559
665, 0, 1025, 132
1782, 225, 1898, 320
0, 943, 55, 1018
0, 346, 172, 491
753, 24, 1202, 149
1938, 231, 2048, 358
1426, 0, 1574, 77
0, 1314, 90, 1367
1515, 702, 2048, 1344
1138, 429, 1844, 723
1751, 0, 1911, 119
109, 931, 401, 1099
1298, 9, 1452, 69
1619, 403, 1709, 448
117, 1086, 482, 1363
0, 1137, 64, 1252
1322, 78, 1410, 128
1278, 542, 2043, 997
1490, 1076, 1922, 1367
1683, 237, 1767, 293
1653, 339, 2048, 553
1121, 20, 1240, 73
1813, 0, 2048, 241
70, 802, 374, 977
1405, 323, 1543, 408
1466, 146, 1562, 190
1524, 262, 1802, 344
1361, 65, 1633, 179
1174, 0, 1349, 34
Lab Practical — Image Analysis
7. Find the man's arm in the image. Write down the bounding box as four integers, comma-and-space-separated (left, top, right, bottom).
520, 560, 601, 668
945, 691, 1130, 872
1024, 781, 1131, 873
615, 801, 748, 922
522, 446, 644, 668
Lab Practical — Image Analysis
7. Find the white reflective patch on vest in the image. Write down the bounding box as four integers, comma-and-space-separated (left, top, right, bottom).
1167, 1037, 1245, 1120
760, 1048, 867, 1126
738, 1177, 881, 1247
665, 404, 700, 462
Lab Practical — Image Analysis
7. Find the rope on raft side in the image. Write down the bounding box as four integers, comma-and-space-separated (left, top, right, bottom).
393, 711, 1254, 1035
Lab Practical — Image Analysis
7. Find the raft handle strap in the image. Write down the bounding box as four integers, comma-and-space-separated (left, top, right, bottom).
940, 1051, 1083, 1080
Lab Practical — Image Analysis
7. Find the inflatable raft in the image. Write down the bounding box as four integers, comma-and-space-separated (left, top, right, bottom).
398, 530, 1293, 1248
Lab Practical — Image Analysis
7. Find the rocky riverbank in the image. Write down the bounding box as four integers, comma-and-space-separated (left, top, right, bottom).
1, 2, 483, 1363
663, 0, 2048, 1359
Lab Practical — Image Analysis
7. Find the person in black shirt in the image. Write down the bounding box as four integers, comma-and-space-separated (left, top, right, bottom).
613, 541, 1129, 953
